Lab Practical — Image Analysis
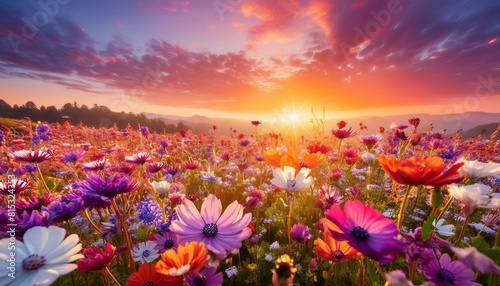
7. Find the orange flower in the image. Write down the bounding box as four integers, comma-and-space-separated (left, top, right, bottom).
265, 147, 325, 173
315, 221, 362, 262
126, 263, 182, 286
155, 241, 207, 277
263, 149, 285, 168
378, 154, 464, 186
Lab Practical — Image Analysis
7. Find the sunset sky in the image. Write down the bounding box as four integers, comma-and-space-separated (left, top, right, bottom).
1, 0, 500, 121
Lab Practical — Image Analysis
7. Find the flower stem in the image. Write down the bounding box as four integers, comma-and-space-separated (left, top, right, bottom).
83, 209, 103, 235
436, 196, 454, 222
397, 185, 413, 230
111, 198, 136, 273
324, 262, 335, 286
35, 163, 50, 194
456, 215, 470, 247
105, 266, 122, 286
287, 193, 295, 245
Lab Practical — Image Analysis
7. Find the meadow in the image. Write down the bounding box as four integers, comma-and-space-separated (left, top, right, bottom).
0, 117, 499, 286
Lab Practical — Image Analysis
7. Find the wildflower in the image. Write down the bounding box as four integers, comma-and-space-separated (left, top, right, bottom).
136, 199, 163, 226
125, 152, 152, 164
0, 226, 83, 286
424, 253, 480, 286
147, 162, 165, 173
62, 151, 84, 163
432, 219, 455, 237
81, 193, 112, 209
401, 227, 451, 272
47, 197, 84, 223
325, 200, 404, 263
251, 120, 262, 126
184, 159, 202, 170
0, 179, 29, 195
77, 243, 115, 271
449, 246, 500, 275
126, 262, 179, 286
385, 270, 414, 286
13, 149, 52, 163
343, 148, 359, 165
378, 155, 464, 186
314, 221, 362, 262
154, 232, 179, 253
133, 241, 160, 263
140, 126, 149, 136
272, 254, 296, 286
458, 159, 500, 180
265, 253, 274, 262
360, 134, 382, 150
79, 173, 139, 198
186, 267, 224, 286
263, 149, 286, 168
361, 151, 377, 164
290, 223, 312, 243
170, 194, 252, 260
225, 265, 238, 277
82, 159, 107, 171
270, 166, 313, 193
155, 241, 207, 277
151, 180, 171, 195
447, 183, 491, 216
332, 127, 356, 139
270, 241, 280, 250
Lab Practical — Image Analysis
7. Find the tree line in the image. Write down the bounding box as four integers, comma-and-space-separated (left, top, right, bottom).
0, 99, 190, 133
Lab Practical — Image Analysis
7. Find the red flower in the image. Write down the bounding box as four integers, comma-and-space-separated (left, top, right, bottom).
77, 243, 115, 271
179, 129, 187, 137
337, 121, 347, 129
306, 143, 331, 154
251, 120, 262, 126
332, 127, 356, 139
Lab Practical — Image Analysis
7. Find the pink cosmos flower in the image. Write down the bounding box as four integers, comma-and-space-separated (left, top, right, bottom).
424, 253, 480, 286
13, 150, 52, 163
325, 200, 404, 263
125, 152, 152, 164
170, 194, 252, 260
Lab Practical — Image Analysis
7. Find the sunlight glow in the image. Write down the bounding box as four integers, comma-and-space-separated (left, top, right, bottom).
288, 113, 300, 122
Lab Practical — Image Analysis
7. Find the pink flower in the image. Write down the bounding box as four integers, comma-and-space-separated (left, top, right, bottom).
170, 194, 252, 260
77, 243, 115, 271
13, 150, 52, 163
325, 200, 404, 263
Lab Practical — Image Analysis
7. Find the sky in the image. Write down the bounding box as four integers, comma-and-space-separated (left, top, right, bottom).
1, 0, 500, 122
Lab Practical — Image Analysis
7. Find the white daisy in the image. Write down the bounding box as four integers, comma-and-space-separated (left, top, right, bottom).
132, 241, 159, 263
0, 226, 83, 286
270, 166, 313, 192
447, 183, 491, 216
150, 181, 171, 195
458, 159, 500, 180
432, 218, 455, 237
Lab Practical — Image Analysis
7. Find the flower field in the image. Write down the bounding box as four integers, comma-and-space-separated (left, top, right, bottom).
0, 117, 499, 286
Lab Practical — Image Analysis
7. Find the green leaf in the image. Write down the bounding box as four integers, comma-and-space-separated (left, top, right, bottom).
137, 225, 145, 241
421, 214, 435, 241
367, 260, 380, 286
482, 248, 500, 264
471, 235, 489, 251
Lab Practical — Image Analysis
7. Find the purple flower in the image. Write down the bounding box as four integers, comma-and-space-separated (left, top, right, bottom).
62, 151, 84, 163
424, 253, 480, 286
81, 193, 112, 209
0, 130, 4, 143
153, 232, 178, 252
79, 173, 139, 198
401, 227, 450, 272
0, 210, 53, 238
15, 194, 55, 215
47, 198, 84, 223
290, 223, 312, 243
325, 200, 404, 263
135, 199, 163, 226
140, 126, 149, 136
170, 194, 252, 260
22, 164, 37, 173
450, 246, 500, 275
186, 267, 223, 286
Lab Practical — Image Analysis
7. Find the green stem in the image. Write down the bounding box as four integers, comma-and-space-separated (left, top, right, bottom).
35, 163, 51, 194
436, 196, 454, 222
456, 215, 470, 247
397, 185, 413, 230
111, 198, 136, 273
324, 262, 335, 286
287, 193, 295, 245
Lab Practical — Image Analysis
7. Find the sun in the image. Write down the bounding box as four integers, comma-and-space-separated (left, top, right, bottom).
288, 113, 300, 122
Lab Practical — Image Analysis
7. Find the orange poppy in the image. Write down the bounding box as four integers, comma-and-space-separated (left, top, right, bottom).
265, 148, 326, 173
263, 149, 285, 168
378, 155, 464, 186
155, 241, 207, 277
314, 223, 362, 262
126, 263, 182, 286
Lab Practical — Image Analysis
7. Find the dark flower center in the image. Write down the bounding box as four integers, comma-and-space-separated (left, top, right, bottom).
164, 238, 174, 249
193, 276, 206, 286
287, 179, 297, 188
203, 223, 218, 237
437, 268, 454, 285
144, 282, 154, 286
142, 250, 150, 257
352, 226, 370, 241
332, 249, 344, 260
22, 254, 46, 271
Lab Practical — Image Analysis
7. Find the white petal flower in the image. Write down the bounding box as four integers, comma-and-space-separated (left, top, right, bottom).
151, 181, 171, 195
458, 159, 500, 180
270, 166, 313, 192
133, 241, 159, 263
447, 183, 491, 216
432, 218, 455, 237
0, 226, 83, 286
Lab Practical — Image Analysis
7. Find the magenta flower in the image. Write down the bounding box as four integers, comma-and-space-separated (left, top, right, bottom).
170, 194, 252, 260
13, 150, 52, 163
332, 127, 356, 139
424, 253, 481, 286
325, 200, 404, 263
125, 152, 152, 164
79, 173, 139, 198
186, 267, 223, 286
77, 243, 115, 271
290, 223, 312, 243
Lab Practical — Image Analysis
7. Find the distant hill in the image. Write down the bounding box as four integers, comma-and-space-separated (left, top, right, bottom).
460, 122, 500, 139
142, 111, 500, 136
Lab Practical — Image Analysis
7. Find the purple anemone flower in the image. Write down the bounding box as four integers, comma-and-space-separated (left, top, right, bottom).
424, 253, 480, 286
290, 223, 312, 243
153, 232, 178, 253
170, 194, 252, 260
186, 267, 223, 286
325, 200, 404, 263
79, 173, 139, 198
47, 198, 84, 223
